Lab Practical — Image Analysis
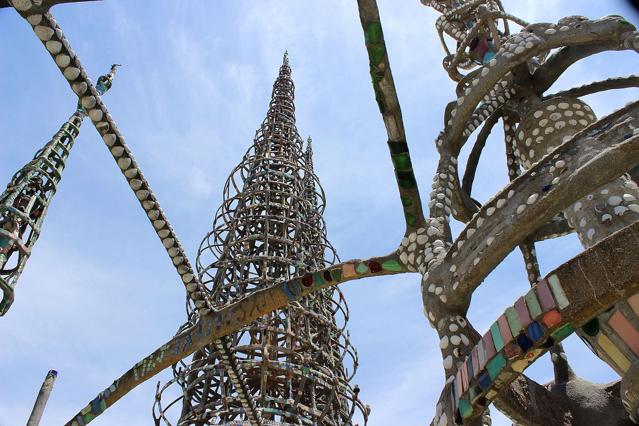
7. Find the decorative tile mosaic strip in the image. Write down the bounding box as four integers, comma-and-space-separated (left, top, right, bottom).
451, 274, 572, 421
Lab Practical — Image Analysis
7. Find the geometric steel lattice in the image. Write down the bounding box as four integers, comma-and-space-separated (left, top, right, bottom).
153, 54, 368, 426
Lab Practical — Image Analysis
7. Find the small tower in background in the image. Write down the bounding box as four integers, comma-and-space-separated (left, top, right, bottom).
0, 65, 119, 315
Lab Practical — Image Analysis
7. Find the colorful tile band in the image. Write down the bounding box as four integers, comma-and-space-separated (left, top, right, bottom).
450, 275, 574, 421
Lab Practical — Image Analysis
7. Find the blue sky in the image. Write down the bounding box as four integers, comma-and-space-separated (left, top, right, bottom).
1, 1, 639, 425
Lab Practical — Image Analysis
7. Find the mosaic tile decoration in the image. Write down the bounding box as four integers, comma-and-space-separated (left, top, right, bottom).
577, 297, 639, 377
451, 274, 573, 421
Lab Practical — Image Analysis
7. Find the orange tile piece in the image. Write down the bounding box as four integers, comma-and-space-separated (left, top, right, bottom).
542, 310, 561, 328
342, 263, 357, 278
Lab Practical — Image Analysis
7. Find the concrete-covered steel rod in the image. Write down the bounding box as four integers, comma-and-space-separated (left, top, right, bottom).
64, 254, 404, 425
27, 369, 58, 426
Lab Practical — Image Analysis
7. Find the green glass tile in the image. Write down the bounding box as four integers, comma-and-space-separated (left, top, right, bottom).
356, 263, 369, 274
392, 153, 412, 170
365, 21, 383, 44
405, 212, 417, 226
490, 322, 504, 352
525, 289, 542, 319
84, 413, 95, 422
381, 259, 402, 272
313, 273, 324, 285
505, 307, 522, 336
401, 196, 412, 207
551, 323, 574, 341
330, 268, 342, 282
458, 398, 473, 419
487, 353, 506, 380
368, 45, 386, 65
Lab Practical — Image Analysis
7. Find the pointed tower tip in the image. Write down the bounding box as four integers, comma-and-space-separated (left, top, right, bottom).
283, 50, 289, 66
305, 137, 313, 156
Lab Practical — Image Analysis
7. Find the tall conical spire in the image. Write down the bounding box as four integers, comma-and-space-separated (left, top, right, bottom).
0, 65, 118, 315
154, 56, 367, 426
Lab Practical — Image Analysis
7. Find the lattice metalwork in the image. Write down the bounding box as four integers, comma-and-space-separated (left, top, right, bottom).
153, 54, 367, 426
0, 64, 118, 315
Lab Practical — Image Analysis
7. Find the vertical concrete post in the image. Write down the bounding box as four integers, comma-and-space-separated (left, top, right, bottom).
27, 369, 58, 426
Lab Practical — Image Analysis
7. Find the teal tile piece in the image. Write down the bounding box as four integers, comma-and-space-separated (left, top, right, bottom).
506, 307, 522, 336
525, 288, 542, 319
459, 398, 473, 419
313, 273, 324, 285
356, 263, 369, 274
487, 353, 506, 380
490, 322, 504, 352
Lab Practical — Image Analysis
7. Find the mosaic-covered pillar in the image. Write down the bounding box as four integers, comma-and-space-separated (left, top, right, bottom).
0, 64, 118, 315
515, 96, 639, 421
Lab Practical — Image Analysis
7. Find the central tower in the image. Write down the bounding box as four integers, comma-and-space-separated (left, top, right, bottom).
154, 54, 367, 426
